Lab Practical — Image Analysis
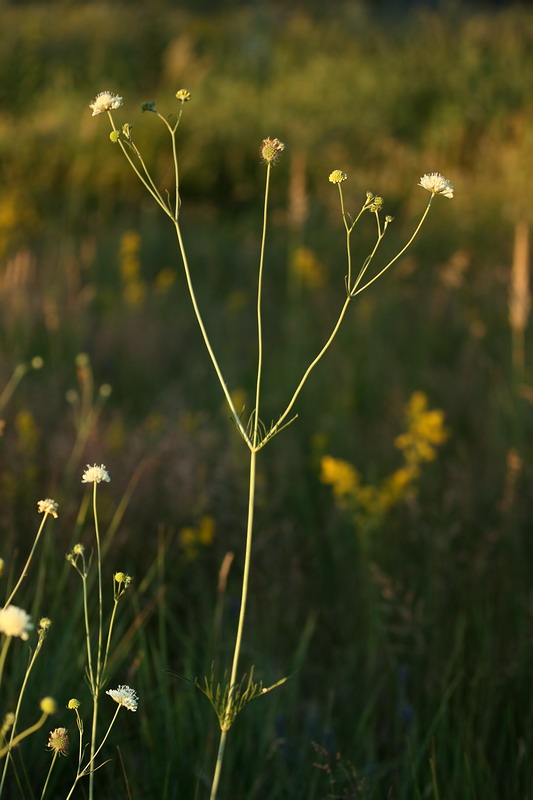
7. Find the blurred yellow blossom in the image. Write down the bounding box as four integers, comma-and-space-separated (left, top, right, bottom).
179, 515, 215, 560
321, 392, 449, 529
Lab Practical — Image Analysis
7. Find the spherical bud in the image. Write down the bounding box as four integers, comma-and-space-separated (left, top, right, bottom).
40, 697, 57, 715
67, 698, 80, 710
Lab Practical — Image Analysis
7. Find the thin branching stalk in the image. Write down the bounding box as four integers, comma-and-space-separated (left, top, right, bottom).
65, 705, 121, 800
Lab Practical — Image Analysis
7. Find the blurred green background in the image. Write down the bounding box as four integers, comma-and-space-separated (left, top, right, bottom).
1, 1, 533, 798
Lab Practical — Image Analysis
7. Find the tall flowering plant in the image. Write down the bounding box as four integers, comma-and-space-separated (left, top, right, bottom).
90, 87, 453, 798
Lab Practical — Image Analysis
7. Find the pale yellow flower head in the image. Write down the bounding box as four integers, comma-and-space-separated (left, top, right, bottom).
175, 89, 191, 102
329, 170, 347, 184
418, 173, 454, 199
90, 91, 123, 116
37, 499, 59, 518
106, 685, 138, 712
67, 698, 80, 710
0, 605, 33, 640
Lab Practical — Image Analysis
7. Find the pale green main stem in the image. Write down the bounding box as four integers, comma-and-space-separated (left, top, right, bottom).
209, 162, 272, 800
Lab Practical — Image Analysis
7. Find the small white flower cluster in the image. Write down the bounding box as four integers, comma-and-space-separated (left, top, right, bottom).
89, 92, 123, 116
82, 464, 111, 484
418, 173, 454, 199
0, 605, 33, 640
106, 685, 138, 712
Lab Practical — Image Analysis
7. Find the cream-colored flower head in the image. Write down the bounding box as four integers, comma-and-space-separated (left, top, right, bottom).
82, 464, 110, 484
418, 173, 454, 199
48, 727, 69, 755
90, 91, 123, 116
329, 170, 347, 184
0, 605, 33, 640
37, 499, 59, 518
106, 685, 138, 712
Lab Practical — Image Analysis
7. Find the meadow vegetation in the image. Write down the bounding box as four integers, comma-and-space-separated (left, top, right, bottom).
0, 2, 532, 798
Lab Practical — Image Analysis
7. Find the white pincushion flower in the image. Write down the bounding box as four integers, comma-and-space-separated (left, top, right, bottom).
37, 499, 59, 518
82, 464, 111, 484
418, 173, 454, 199
0, 605, 33, 640
90, 91, 123, 116
106, 685, 138, 712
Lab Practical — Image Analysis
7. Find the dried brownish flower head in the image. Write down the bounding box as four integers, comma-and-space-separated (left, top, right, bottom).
260, 138, 285, 165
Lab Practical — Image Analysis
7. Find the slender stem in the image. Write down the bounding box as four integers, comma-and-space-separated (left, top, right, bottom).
0, 638, 44, 795
81, 572, 95, 691
4, 513, 49, 608
252, 163, 271, 443
107, 112, 173, 220
172, 221, 251, 447
0, 364, 27, 416
210, 447, 257, 800
89, 483, 104, 800
0, 636, 11, 687
65, 706, 121, 800
0, 712, 47, 759
40, 752, 58, 800
351, 198, 433, 297
101, 599, 119, 682
261, 294, 352, 446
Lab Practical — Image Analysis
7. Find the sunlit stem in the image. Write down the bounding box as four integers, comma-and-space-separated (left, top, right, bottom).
209, 159, 272, 800
40, 751, 58, 800
0, 636, 11, 687
351, 198, 433, 297
252, 162, 271, 443
65, 705, 121, 800
172, 221, 251, 447
0, 635, 45, 794
88, 482, 104, 800
0, 364, 27, 416
0, 712, 48, 759
4, 512, 50, 608
107, 112, 172, 219
81, 569, 95, 691
158, 109, 184, 218
101, 597, 119, 682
